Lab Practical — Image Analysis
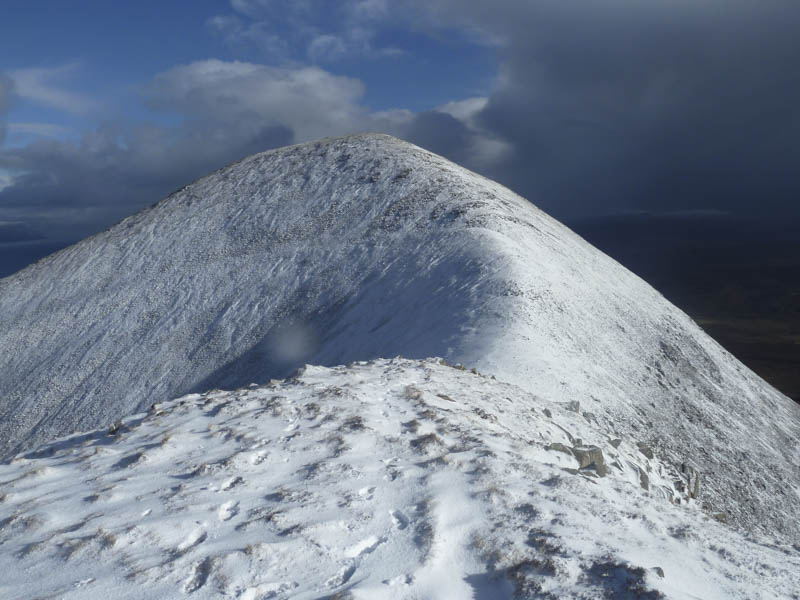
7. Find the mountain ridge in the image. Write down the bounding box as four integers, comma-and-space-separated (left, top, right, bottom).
0, 133, 798, 545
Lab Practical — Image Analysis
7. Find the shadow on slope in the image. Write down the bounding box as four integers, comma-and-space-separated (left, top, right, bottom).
191, 251, 494, 392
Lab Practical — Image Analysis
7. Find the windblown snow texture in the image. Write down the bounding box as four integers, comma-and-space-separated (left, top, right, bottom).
1, 360, 798, 599
0, 134, 799, 546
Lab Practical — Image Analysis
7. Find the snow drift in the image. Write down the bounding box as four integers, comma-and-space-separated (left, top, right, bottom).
0, 134, 798, 548
2, 359, 798, 599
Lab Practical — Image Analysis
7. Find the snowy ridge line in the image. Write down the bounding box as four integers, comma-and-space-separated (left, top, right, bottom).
1, 358, 798, 599
0, 133, 799, 543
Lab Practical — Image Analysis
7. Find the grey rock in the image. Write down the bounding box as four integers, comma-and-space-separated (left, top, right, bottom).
712, 512, 729, 524
546, 442, 573, 456
651, 566, 665, 578
637, 442, 654, 460
571, 445, 607, 477
609, 438, 622, 448
681, 463, 701, 499
638, 467, 650, 491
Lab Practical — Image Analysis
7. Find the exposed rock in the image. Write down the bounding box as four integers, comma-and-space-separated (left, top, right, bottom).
543, 408, 553, 418
546, 442, 573, 456
712, 512, 729, 524
571, 445, 607, 477
638, 467, 650, 491
637, 442, 654, 460
565, 401, 581, 413
609, 438, 622, 449
681, 463, 701, 499
651, 566, 665, 578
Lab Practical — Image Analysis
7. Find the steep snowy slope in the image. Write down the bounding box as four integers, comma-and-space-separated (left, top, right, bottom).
1, 359, 798, 599
0, 134, 799, 545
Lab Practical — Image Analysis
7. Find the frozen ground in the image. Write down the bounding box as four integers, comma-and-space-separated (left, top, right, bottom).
2, 358, 798, 599
1, 134, 798, 545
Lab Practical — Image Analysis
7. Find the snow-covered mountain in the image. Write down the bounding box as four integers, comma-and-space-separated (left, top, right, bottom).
1, 133, 799, 578
2, 359, 798, 599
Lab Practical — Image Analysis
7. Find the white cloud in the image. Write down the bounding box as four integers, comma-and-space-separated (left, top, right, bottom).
145, 60, 368, 142
9, 64, 98, 115
307, 34, 348, 63
211, 0, 402, 63
436, 97, 488, 124
0, 171, 12, 193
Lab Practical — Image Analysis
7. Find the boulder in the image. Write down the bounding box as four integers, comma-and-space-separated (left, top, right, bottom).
572, 445, 608, 477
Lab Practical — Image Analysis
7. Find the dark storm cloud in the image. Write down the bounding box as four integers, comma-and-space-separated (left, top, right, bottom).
410, 0, 800, 218
0, 221, 43, 244
0, 73, 13, 144
403, 110, 474, 166
0, 121, 293, 242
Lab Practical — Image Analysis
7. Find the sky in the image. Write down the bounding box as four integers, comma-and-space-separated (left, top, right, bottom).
1, 0, 799, 269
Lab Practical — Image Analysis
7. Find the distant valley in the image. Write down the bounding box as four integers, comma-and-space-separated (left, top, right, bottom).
573, 214, 800, 403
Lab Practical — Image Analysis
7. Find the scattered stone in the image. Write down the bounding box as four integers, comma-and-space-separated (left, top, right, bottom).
681, 463, 701, 499
582, 411, 597, 424
404, 385, 423, 401
712, 512, 729, 524
473, 407, 496, 422
410, 433, 444, 452
546, 442, 573, 456
571, 445, 607, 477
638, 467, 650, 491
341, 416, 364, 431
637, 442, 654, 460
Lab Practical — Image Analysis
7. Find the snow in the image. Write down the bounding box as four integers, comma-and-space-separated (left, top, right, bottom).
1, 359, 797, 599
0, 133, 799, 596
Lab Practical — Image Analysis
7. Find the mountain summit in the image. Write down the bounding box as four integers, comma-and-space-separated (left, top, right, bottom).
1, 134, 798, 545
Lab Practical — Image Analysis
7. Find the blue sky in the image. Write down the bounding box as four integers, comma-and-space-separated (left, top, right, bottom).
0, 0, 496, 147
1, 0, 800, 268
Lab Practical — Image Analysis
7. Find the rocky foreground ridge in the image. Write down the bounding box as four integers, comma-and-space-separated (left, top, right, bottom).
2, 359, 798, 599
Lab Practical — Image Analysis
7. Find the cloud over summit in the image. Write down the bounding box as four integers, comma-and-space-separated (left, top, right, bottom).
2, 0, 799, 258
